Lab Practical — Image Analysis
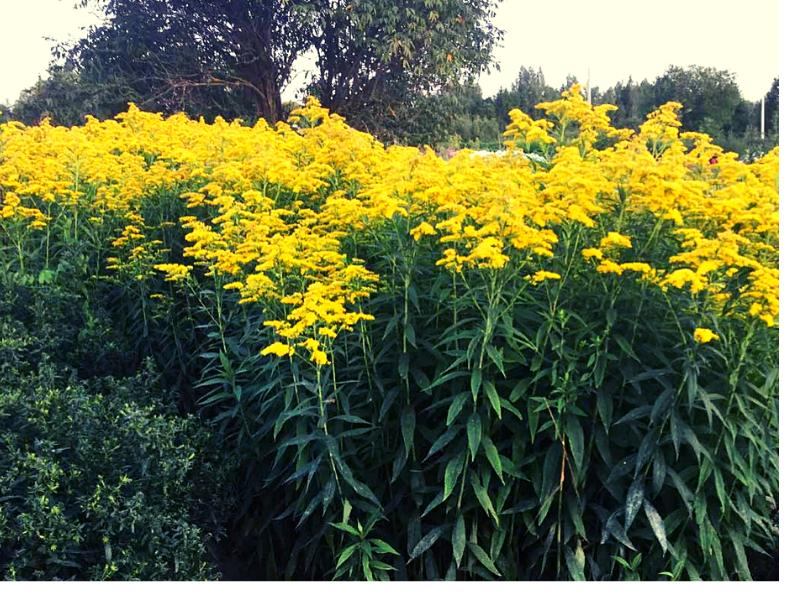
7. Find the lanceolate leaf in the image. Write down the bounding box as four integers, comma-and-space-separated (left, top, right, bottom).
471, 368, 482, 403
335, 543, 359, 569
467, 412, 482, 462
480, 435, 505, 484
603, 512, 637, 551
667, 468, 694, 515
596, 387, 612, 433
371, 539, 401, 556
730, 530, 753, 581
401, 404, 415, 457
424, 424, 461, 461
564, 543, 586, 581
652, 448, 666, 495
446, 391, 470, 426
471, 471, 499, 526
643, 499, 669, 555
408, 525, 447, 561
452, 513, 466, 568
467, 542, 502, 577
565, 414, 584, 474
443, 452, 464, 501
624, 478, 644, 531
482, 380, 502, 419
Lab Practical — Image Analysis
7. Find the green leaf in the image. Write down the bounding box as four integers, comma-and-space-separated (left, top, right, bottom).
482, 380, 502, 419
730, 530, 752, 581
333, 456, 381, 506
499, 455, 528, 481
452, 513, 466, 568
670, 410, 682, 459
486, 344, 505, 376
398, 351, 410, 380
624, 478, 644, 531
564, 544, 586, 581
331, 522, 361, 538
467, 542, 501, 577
423, 424, 460, 461
335, 543, 359, 569
470, 471, 499, 526
597, 388, 612, 434
681, 423, 710, 464
371, 539, 401, 556
613, 334, 639, 361
421, 490, 445, 519
685, 364, 697, 409
467, 412, 482, 462
408, 525, 447, 561
614, 405, 651, 426
480, 435, 504, 484
446, 392, 470, 426
401, 404, 415, 457
443, 453, 464, 501
667, 468, 694, 515
362, 552, 374, 581
471, 368, 482, 402
527, 400, 540, 444
501, 498, 537, 515
635, 428, 658, 476
652, 448, 666, 495
565, 414, 584, 474
713, 467, 728, 515
490, 529, 506, 563
542, 441, 562, 496
643, 499, 669, 555
391, 447, 408, 483
559, 494, 581, 541
603, 514, 637, 551
405, 321, 417, 348
649, 387, 674, 425
509, 378, 530, 403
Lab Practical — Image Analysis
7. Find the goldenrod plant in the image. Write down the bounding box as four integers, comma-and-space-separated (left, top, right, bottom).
0, 85, 778, 579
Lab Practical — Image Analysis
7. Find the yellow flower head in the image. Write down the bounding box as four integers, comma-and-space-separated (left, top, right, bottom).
693, 328, 720, 343
600, 232, 633, 249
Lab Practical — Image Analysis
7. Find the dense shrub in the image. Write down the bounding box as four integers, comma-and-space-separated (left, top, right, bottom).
0, 280, 234, 581
0, 86, 778, 580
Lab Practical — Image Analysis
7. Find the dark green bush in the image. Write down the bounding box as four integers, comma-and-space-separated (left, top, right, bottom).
0, 353, 233, 580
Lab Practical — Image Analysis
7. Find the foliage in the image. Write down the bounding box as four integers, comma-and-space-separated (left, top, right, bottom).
42, 0, 503, 128
651, 66, 742, 137
0, 87, 779, 580
0, 350, 233, 580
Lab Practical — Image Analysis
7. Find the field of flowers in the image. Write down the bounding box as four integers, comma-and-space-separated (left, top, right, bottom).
0, 85, 779, 580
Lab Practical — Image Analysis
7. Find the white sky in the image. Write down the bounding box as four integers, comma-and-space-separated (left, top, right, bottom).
0, 0, 781, 106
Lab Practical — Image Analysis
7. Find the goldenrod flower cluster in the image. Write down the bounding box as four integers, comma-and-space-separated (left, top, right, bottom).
0, 85, 778, 363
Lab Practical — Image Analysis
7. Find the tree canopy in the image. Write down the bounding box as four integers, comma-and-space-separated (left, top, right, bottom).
48, 0, 503, 127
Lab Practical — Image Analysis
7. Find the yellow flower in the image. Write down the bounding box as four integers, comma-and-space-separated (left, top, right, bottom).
600, 231, 633, 249
528, 270, 561, 284
261, 342, 295, 357
409, 221, 437, 241
154, 263, 193, 282
693, 328, 720, 343
582, 248, 603, 260
596, 260, 624, 275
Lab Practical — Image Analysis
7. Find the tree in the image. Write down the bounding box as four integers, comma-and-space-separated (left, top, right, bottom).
764, 77, 778, 137
652, 65, 742, 134
308, 1, 502, 113
60, 0, 313, 123
51, 0, 504, 128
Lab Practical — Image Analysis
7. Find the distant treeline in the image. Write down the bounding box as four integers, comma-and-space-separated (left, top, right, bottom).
440, 66, 778, 161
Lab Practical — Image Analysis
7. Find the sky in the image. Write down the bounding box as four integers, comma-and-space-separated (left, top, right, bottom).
0, 0, 781, 106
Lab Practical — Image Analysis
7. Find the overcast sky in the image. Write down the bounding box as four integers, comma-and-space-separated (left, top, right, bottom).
0, 0, 780, 107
